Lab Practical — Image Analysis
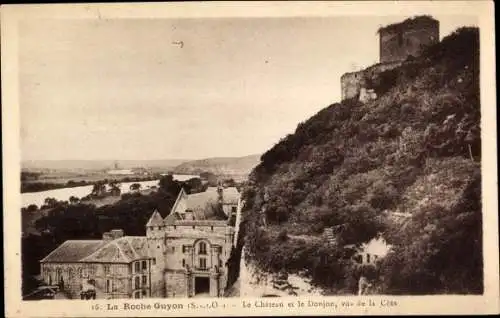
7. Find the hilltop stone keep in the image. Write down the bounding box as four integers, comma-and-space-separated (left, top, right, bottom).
39, 185, 241, 299
341, 16, 439, 101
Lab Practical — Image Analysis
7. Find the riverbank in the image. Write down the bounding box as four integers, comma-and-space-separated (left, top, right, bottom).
21, 175, 164, 193
21, 174, 199, 208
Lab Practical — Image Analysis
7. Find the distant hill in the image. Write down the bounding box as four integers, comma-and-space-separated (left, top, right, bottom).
173, 154, 261, 178
22, 159, 189, 172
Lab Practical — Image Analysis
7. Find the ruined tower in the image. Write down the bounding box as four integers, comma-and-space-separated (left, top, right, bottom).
340, 16, 440, 101
378, 15, 439, 63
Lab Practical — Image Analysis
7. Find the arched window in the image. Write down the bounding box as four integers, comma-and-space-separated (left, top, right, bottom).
198, 242, 207, 255
78, 268, 82, 278
68, 268, 73, 281
135, 276, 140, 289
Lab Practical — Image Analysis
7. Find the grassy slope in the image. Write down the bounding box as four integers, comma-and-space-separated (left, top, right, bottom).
242, 28, 481, 294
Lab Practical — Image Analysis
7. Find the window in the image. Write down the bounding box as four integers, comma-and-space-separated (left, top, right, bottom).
219, 259, 223, 267
135, 276, 140, 289
182, 259, 185, 267
106, 279, 111, 293
152, 258, 156, 266
56, 268, 62, 282
134, 291, 141, 299
104, 265, 110, 275
199, 258, 207, 269
142, 275, 147, 286
182, 245, 187, 253
231, 206, 237, 213
134, 262, 140, 273
192, 225, 195, 230
173, 225, 176, 230
211, 226, 214, 232
367, 254, 371, 264
142, 260, 147, 270
199, 242, 207, 255
142, 289, 147, 297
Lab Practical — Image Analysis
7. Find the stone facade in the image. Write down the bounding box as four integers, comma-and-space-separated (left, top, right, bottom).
40, 259, 153, 299
379, 16, 439, 63
340, 61, 402, 100
39, 186, 240, 300
340, 16, 439, 101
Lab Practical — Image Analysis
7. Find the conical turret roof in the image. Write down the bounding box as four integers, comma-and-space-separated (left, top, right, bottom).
146, 209, 164, 227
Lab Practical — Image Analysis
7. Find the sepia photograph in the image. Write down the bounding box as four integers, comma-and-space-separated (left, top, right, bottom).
2, 1, 498, 317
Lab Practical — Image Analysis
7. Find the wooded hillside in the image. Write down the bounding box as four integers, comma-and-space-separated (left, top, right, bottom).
242, 27, 482, 295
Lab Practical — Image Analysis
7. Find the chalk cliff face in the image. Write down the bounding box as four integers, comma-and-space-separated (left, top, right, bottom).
242, 27, 482, 295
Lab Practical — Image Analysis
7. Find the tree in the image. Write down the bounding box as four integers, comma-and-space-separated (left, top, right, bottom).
159, 175, 181, 196
129, 183, 141, 192
109, 181, 122, 196
69, 196, 80, 205
91, 182, 106, 197
26, 204, 38, 212
43, 197, 59, 209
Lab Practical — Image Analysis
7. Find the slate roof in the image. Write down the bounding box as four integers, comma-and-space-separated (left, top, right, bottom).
146, 210, 164, 227
164, 212, 182, 225
185, 191, 218, 219
167, 187, 240, 222
40, 240, 106, 263
82, 236, 149, 263
41, 237, 150, 264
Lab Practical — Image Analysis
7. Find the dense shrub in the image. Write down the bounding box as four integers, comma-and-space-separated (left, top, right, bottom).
242, 27, 481, 294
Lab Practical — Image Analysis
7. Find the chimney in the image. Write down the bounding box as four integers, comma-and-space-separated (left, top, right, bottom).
110, 229, 124, 239
103, 229, 124, 241
102, 232, 113, 241
217, 184, 223, 204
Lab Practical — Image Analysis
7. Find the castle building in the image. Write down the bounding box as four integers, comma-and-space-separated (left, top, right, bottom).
341, 16, 440, 101
39, 185, 240, 299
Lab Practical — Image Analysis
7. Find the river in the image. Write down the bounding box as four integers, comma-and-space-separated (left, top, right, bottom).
21, 174, 198, 208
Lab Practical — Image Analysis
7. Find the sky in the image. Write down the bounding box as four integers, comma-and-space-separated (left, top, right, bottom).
19, 15, 478, 161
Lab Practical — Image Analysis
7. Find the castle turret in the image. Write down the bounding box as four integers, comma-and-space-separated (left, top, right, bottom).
146, 210, 166, 297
